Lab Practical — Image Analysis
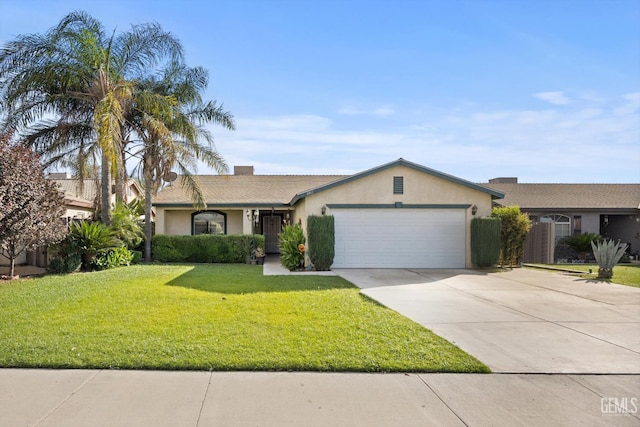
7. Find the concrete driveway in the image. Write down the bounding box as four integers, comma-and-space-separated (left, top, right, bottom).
334, 268, 640, 373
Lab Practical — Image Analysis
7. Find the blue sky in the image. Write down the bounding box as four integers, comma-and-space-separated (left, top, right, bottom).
1, 0, 639, 182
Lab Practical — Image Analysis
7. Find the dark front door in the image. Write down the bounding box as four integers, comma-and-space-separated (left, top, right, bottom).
263, 215, 282, 254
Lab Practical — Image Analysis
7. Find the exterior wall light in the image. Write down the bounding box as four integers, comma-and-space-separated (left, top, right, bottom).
321, 205, 327, 215
246, 209, 259, 224
471, 205, 478, 216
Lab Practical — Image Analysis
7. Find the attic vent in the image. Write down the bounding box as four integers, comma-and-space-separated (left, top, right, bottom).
393, 176, 404, 194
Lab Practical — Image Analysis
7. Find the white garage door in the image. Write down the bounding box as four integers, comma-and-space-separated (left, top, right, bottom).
333, 208, 465, 268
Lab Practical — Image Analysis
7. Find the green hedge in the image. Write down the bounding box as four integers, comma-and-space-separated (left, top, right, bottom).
307, 215, 335, 271
152, 234, 265, 263
471, 217, 501, 268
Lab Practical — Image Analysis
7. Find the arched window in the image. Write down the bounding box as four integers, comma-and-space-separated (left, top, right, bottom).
192, 211, 226, 235
540, 214, 571, 242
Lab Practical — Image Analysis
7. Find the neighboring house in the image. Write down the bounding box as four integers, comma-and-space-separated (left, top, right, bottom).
50, 172, 143, 216
485, 178, 640, 257
153, 159, 504, 268
1, 173, 144, 268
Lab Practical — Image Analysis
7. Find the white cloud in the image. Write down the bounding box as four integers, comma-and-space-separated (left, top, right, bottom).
534, 91, 571, 105
337, 105, 395, 116
206, 92, 640, 182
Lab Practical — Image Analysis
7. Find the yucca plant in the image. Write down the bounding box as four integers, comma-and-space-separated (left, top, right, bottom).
591, 239, 628, 280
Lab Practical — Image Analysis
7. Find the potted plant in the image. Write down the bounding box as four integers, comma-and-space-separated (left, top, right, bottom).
255, 247, 266, 265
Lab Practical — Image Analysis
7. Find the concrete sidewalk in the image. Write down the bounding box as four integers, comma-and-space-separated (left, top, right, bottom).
1, 369, 638, 426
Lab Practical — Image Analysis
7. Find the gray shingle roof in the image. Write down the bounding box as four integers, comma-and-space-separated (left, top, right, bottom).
485, 183, 640, 210
153, 175, 348, 206
52, 179, 99, 202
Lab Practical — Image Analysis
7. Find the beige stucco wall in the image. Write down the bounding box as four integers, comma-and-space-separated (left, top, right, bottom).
156, 207, 248, 236
226, 210, 244, 234
0, 251, 27, 267
296, 165, 496, 268
165, 210, 192, 235
63, 207, 94, 221
299, 165, 493, 216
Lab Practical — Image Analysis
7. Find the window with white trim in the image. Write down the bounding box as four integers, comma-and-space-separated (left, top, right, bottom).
540, 214, 571, 242
192, 211, 226, 235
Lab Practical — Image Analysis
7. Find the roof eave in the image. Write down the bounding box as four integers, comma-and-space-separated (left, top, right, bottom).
154, 202, 291, 208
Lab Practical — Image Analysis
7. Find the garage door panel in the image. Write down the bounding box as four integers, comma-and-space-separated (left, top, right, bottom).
333, 209, 465, 268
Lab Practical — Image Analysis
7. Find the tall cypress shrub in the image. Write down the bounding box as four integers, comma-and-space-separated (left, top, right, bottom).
491, 206, 532, 267
471, 217, 502, 268
307, 215, 335, 271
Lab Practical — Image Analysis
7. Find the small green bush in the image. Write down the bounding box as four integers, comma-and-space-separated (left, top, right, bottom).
307, 215, 335, 271
131, 250, 143, 265
152, 234, 264, 263
471, 217, 501, 268
562, 233, 602, 259
69, 221, 122, 270
279, 224, 305, 270
94, 247, 134, 270
48, 252, 82, 274
110, 202, 144, 250
49, 220, 123, 272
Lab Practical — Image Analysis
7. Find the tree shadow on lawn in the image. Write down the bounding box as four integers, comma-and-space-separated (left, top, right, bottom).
165, 263, 355, 295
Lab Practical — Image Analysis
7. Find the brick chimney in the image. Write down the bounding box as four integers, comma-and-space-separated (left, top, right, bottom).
234, 166, 254, 176
489, 177, 518, 184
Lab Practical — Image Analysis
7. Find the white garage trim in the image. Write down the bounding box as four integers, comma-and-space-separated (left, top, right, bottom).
332, 207, 466, 269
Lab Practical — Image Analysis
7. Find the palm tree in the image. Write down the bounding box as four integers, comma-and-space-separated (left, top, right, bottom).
129, 62, 235, 262
0, 11, 183, 223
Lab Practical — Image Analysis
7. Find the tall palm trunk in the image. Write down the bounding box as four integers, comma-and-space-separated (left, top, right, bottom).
115, 126, 129, 203
101, 152, 111, 224
115, 165, 125, 203
143, 168, 154, 262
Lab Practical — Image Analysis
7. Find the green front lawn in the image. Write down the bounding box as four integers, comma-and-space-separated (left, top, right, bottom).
0, 264, 488, 372
528, 264, 640, 288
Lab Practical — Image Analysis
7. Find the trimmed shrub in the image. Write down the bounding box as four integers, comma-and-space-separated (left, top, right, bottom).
94, 247, 134, 270
307, 215, 335, 271
279, 224, 305, 271
151, 234, 264, 263
48, 252, 82, 274
131, 250, 143, 265
492, 206, 532, 267
470, 217, 501, 268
